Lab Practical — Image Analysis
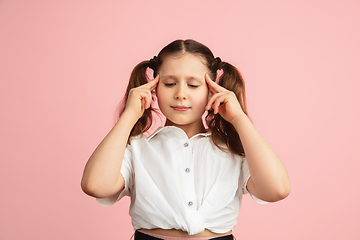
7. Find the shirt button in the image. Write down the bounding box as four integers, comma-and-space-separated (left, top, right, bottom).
188, 201, 193, 206
184, 143, 189, 147
185, 168, 190, 173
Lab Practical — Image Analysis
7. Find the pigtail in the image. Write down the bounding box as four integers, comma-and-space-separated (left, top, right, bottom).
119, 60, 157, 143
206, 61, 247, 156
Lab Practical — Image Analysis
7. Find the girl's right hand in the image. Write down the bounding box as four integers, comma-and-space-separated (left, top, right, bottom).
123, 75, 159, 121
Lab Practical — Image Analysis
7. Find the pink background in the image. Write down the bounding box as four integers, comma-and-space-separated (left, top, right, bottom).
1, 0, 359, 239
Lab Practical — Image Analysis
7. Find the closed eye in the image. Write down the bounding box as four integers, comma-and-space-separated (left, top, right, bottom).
188, 84, 199, 88
164, 83, 176, 87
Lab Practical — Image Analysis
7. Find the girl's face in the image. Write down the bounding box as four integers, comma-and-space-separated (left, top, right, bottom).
156, 53, 210, 134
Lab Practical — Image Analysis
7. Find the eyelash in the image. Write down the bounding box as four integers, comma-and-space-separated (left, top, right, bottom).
164, 83, 199, 88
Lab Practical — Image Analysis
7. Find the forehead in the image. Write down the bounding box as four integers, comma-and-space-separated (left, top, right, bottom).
158, 53, 209, 78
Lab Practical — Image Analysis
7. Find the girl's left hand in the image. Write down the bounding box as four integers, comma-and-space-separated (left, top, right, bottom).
205, 74, 245, 124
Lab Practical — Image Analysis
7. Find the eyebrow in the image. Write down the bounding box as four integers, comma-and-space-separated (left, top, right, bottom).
161, 75, 203, 82
161, 75, 177, 80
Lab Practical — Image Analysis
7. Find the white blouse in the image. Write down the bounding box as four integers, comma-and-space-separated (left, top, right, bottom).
97, 126, 266, 235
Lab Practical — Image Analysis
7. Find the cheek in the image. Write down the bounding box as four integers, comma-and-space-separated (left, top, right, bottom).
194, 90, 209, 110
156, 87, 169, 108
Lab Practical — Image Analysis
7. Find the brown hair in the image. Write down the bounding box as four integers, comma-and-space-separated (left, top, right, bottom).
119, 39, 248, 156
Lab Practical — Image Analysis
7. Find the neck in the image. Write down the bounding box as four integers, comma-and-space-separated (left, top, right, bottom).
164, 119, 206, 138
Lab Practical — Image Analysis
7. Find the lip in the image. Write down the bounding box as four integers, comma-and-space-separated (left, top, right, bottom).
171, 106, 190, 111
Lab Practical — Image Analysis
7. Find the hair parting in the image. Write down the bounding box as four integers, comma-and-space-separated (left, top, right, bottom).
119, 39, 248, 155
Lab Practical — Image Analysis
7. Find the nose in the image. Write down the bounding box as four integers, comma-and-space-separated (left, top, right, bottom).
174, 84, 187, 100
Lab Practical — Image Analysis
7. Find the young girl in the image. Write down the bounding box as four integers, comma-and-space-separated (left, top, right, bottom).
81, 39, 291, 240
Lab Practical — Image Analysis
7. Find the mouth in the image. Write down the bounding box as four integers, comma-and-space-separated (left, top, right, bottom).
171, 106, 190, 111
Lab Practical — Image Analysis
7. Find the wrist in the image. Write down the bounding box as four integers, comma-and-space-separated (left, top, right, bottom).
119, 109, 140, 126
230, 112, 249, 126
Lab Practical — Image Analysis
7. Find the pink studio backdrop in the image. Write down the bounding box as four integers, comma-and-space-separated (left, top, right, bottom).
1, 0, 359, 239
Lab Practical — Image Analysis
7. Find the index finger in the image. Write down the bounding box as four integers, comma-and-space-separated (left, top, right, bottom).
143, 74, 159, 91
205, 74, 224, 94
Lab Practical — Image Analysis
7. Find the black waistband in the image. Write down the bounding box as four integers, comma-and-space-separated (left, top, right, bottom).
134, 230, 234, 240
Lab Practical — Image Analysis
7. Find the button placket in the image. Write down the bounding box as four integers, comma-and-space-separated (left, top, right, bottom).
181, 140, 196, 210
183, 142, 192, 173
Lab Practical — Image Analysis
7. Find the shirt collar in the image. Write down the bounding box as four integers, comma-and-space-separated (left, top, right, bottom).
147, 126, 210, 141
